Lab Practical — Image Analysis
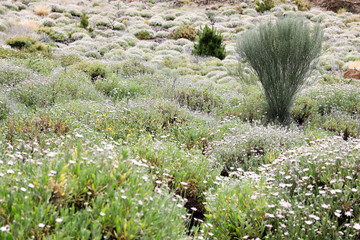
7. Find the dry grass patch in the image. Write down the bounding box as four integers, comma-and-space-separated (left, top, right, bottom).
19, 20, 39, 29
34, 5, 51, 16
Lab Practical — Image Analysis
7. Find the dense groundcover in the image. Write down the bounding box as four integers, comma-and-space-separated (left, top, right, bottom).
0, 0, 359, 239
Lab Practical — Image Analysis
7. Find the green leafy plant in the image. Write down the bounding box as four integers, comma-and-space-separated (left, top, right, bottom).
192, 25, 226, 60
79, 12, 89, 29
170, 25, 197, 41
236, 17, 323, 125
255, 0, 275, 13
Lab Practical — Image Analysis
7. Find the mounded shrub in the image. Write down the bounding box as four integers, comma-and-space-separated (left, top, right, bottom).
5, 36, 49, 52
170, 25, 197, 41
134, 30, 153, 40
36, 27, 68, 42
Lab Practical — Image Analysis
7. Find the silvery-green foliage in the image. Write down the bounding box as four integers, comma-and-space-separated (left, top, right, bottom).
236, 17, 323, 125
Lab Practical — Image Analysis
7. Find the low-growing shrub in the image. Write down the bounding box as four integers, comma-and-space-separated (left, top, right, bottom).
255, 0, 275, 12
5, 36, 49, 52
6, 114, 70, 144
74, 61, 108, 81
95, 100, 189, 140
314, 113, 360, 138
193, 25, 226, 60
212, 124, 304, 172
36, 27, 68, 42
170, 25, 197, 41
95, 76, 146, 101
176, 87, 222, 113
216, 91, 266, 123
19, 57, 58, 75
292, 97, 317, 125
117, 60, 154, 76
204, 180, 271, 238
134, 30, 153, 40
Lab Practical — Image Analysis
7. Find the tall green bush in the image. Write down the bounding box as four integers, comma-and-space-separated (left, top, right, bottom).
236, 17, 323, 125
80, 13, 89, 29
193, 25, 226, 60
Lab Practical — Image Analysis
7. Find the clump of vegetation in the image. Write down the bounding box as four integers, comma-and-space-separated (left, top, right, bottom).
134, 30, 153, 40
5, 36, 49, 52
0, 100, 9, 120
291, 97, 317, 125
294, 0, 311, 11
170, 25, 197, 41
176, 87, 222, 113
236, 17, 323, 125
118, 60, 154, 76
75, 61, 108, 81
255, 0, 275, 12
34, 6, 51, 16
192, 25, 226, 60
79, 13, 89, 29
36, 27, 68, 42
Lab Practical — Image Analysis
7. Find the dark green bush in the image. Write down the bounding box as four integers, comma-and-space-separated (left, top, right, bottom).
170, 25, 197, 41
255, 0, 275, 13
236, 17, 323, 125
80, 13, 89, 29
192, 25, 226, 60
134, 30, 153, 40
5, 36, 49, 52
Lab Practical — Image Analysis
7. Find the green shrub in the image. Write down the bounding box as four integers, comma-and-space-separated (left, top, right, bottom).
36, 27, 68, 42
170, 25, 197, 41
192, 25, 226, 60
316, 114, 359, 138
5, 36, 49, 52
292, 97, 317, 125
79, 13, 89, 29
42, 19, 55, 27
69, 10, 81, 17
75, 61, 108, 81
134, 30, 153, 40
255, 0, 275, 12
236, 17, 323, 125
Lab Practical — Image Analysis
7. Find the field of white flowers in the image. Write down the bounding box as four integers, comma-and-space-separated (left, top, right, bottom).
0, 0, 359, 239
